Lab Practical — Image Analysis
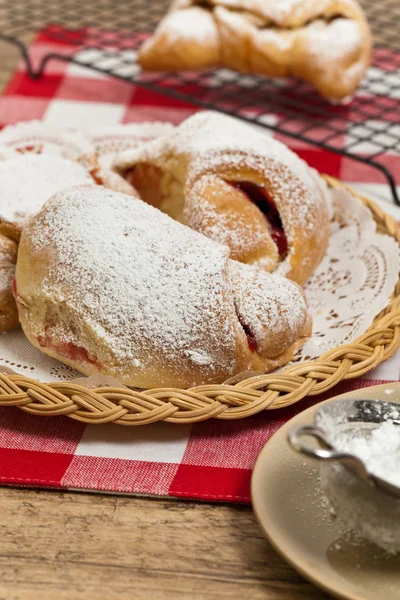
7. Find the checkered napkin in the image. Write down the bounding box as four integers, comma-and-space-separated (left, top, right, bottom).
0, 31, 399, 503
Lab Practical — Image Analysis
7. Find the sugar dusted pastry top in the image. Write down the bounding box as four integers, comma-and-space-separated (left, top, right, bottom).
113, 111, 330, 284
139, 0, 371, 101
172, 0, 367, 26
0, 154, 93, 229
16, 185, 310, 388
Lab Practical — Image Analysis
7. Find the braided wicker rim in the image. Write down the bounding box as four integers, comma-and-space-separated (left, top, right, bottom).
0, 176, 399, 426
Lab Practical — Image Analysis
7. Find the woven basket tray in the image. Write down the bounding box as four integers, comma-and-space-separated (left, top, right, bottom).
0, 176, 399, 426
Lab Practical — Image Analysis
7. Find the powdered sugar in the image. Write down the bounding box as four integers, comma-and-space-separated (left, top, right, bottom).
88, 122, 175, 171
156, 5, 218, 44
0, 154, 93, 227
183, 173, 278, 270
176, 0, 363, 27
114, 112, 323, 222
113, 111, 328, 282
304, 18, 363, 74
320, 462, 400, 555
23, 186, 240, 385
232, 261, 308, 355
325, 419, 400, 488
0, 120, 94, 162
20, 185, 309, 386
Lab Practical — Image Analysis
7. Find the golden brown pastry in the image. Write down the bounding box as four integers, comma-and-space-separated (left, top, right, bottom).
113, 111, 330, 286
15, 185, 311, 388
0, 233, 18, 332
138, 0, 372, 101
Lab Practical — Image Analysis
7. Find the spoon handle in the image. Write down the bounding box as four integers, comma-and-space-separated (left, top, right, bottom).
287, 424, 370, 481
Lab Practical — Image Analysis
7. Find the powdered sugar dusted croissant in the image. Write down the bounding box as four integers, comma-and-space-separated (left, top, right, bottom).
113, 111, 330, 286
138, 0, 372, 101
15, 185, 311, 388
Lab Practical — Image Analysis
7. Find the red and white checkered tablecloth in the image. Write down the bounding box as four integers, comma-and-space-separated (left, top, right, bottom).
0, 32, 400, 503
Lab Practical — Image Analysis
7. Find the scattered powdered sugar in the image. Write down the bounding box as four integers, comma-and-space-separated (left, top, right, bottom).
320, 462, 400, 555
0, 154, 93, 226
25, 185, 242, 385
327, 420, 400, 488
318, 402, 400, 554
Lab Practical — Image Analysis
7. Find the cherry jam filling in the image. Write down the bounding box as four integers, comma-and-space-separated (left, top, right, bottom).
228, 181, 288, 258
12, 278, 17, 298
89, 167, 104, 186
38, 331, 102, 369
236, 311, 257, 352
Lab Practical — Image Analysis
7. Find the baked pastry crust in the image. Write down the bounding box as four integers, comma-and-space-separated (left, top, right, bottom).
113, 111, 330, 286
0, 154, 93, 241
0, 233, 18, 332
138, 0, 372, 101
15, 185, 311, 388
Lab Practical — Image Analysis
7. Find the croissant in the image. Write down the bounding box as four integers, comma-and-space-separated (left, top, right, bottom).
138, 0, 372, 101
113, 111, 330, 286
15, 185, 311, 388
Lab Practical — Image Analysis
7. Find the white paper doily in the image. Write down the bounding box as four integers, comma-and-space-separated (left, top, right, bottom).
295, 188, 400, 362
0, 123, 397, 383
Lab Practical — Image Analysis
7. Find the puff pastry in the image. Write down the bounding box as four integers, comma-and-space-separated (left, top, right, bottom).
138, 0, 372, 101
15, 185, 311, 388
113, 111, 330, 285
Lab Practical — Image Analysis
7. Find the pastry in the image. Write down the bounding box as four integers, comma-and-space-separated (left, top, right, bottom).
0, 119, 137, 198
87, 122, 176, 198
138, 0, 372, 101
0, 233, 18, 332
0, 154, 93, 241
15, 185, 311, 388
113, 111, 330, 285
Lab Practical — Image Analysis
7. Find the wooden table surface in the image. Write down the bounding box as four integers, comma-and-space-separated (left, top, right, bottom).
0, 6, 363, 599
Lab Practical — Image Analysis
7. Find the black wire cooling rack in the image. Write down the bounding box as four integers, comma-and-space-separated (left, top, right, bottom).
0, 0, 400, 203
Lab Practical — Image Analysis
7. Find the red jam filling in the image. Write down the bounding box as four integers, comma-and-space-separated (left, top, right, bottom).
236, 312, 257, 353
38, 333, 102, 369
89, 167, 104, 186
12, 278, 17, 298
228, 181, 288, 258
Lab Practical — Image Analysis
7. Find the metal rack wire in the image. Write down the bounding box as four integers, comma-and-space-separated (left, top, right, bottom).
0, 0, 399, 203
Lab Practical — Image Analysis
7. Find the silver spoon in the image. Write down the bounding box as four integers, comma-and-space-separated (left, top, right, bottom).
288, 398, 400, 499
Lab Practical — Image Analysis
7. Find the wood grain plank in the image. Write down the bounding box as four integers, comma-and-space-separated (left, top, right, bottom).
0, 488, 328, 600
